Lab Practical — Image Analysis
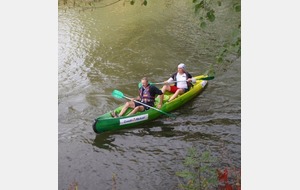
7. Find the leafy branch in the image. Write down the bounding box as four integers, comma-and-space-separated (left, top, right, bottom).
176, 147, 241, 190
193, 0, 241, 64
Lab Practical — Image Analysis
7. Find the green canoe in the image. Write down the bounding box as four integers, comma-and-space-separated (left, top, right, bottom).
92, 74, 211, 133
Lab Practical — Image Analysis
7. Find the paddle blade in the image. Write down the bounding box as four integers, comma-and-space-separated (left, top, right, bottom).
111, 90, 124, 99
201, 75, 214, 80
195, 74, 215, 81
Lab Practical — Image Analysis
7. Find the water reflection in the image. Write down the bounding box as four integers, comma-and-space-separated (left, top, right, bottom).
92, 117, 239, 151
93, 132, 116, 150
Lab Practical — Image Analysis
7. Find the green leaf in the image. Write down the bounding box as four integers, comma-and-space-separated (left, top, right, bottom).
206, 10, 215, 22
176, 170, 194, 179
216, 55, 223, 64
142, 0, 147, 6
187, 147, 199, 158
200, 21, 207, 28
233, 3, 241, 12
184, 157, 197, 166
194, 1, 204, 13
130, 0, 135, 5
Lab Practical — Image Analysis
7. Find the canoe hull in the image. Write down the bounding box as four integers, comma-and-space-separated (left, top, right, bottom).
93, 109, 162, 133
93, 75, 208, 133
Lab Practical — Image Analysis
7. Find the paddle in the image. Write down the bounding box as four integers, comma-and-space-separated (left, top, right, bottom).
111, 90, 176, 118
151, 75, 214, 85
138, 75, 214, 88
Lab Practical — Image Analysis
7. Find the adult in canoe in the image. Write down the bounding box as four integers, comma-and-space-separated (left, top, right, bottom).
161, 63, 196, 102
111, 77, 164, 118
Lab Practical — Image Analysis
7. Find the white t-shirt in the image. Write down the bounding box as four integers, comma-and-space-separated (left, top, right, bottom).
167, 73, 188, 89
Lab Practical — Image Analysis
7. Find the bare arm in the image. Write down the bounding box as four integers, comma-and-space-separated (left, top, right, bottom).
164, 77, 174, 84
187, 78, 196, 83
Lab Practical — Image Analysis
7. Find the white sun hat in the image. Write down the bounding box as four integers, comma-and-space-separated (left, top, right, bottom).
178, 63, 186, 70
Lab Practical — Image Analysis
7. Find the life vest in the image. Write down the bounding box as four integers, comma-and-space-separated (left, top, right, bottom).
139, 85, 155, 103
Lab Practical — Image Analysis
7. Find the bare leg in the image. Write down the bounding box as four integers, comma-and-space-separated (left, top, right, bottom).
161, 85, 170, 93
128, 106, 144, 116
169, 89, 184, 102
119, 101, 135, 117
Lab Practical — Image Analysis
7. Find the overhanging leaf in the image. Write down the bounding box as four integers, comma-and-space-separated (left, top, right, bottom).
233, 3, 241, 12
194, 1, 204, 13
206, 10, 215, 22
200, 21, 207, 28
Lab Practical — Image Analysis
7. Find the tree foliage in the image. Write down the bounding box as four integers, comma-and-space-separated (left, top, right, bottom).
176, 148, 219, 190
176, 147, 241, 190
192, 0, 241, 64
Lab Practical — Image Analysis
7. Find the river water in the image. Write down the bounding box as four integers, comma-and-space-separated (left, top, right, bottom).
58, 0, 241, 189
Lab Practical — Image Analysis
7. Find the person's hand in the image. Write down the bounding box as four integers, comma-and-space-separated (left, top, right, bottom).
157, 104, 162, 109
187, 78, 192, 82
131, 98, 135, 102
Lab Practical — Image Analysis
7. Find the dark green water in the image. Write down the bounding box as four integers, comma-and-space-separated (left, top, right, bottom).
58, 0, 240, 189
